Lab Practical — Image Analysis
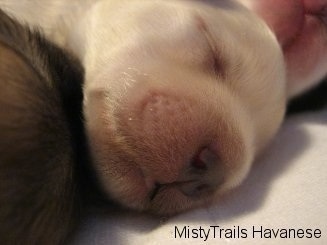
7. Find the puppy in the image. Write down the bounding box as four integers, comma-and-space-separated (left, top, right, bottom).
0, 10, 86, 245
1, 0, 326, 216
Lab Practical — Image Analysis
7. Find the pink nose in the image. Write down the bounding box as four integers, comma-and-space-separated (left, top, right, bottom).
177, 147, 225, 197
122, 91, 226, 198
149, 147, 225, 200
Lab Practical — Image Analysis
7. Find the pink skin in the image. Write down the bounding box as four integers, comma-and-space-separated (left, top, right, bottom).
248, 0, 327, 97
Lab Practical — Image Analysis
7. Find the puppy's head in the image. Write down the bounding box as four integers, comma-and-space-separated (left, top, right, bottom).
76, 0, 286, 214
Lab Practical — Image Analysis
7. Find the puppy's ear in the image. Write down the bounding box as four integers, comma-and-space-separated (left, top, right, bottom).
0, 9, 87, 244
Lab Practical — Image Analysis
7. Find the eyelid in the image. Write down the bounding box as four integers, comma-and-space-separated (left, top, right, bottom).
195, 14, 226, 78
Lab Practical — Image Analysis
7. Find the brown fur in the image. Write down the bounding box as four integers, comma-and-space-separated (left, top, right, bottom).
0, 10, 85, 245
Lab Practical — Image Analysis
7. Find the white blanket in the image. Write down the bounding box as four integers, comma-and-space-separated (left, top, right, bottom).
72, 109, 327, 245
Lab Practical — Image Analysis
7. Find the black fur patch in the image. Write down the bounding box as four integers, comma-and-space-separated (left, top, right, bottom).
287, 79, 327, 114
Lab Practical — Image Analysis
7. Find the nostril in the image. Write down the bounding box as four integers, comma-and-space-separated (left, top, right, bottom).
196, 184, 209, 192
177, 147, 223, 197
192, 151, 207, 170
191, 147, 219, 170
149, 148, 223, 200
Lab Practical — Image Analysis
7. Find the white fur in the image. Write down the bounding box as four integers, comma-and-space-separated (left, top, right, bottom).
0, 0, 322, 214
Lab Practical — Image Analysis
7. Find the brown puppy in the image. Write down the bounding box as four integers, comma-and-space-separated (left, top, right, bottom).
0, 10, 85, 245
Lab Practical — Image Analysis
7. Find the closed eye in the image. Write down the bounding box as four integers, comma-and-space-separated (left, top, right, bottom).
195, 14, 226, 78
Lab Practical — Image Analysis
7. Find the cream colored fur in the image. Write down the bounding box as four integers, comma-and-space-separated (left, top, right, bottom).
0, 0, 301, 214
